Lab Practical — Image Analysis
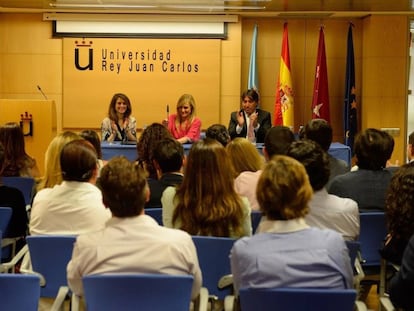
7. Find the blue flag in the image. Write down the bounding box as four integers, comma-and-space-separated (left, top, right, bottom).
344, 23, 357, 151
248, 24, 258, 91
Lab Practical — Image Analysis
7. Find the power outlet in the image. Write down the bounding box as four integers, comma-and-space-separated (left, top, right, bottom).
380, 127, 400, 136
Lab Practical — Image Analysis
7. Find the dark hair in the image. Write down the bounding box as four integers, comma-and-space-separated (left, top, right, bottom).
287, 140, 330, 191
108, 93, 132, 121
136, 123, 173, 179
354, 128, 394, 170
0, 142, 4, 175
205, 124, 231, 147
152, 138, 184, 173
79, 130, 102, 159
0, 122, 34, 177
264, 126, 295, 158
409, 131, 414, 146
303, 119, 332, 151
241, 89, 260, 104
385, 163, 414, 243
60, 139, 97, 182
99, 156, 147, 217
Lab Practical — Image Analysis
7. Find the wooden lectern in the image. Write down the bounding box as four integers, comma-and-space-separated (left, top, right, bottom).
0, 99, 57, 175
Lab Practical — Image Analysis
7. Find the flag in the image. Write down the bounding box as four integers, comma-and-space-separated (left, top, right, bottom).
344, 23, 357, 151
311, 26, 330, 122
274, 22, 294, 127
248, 24, 258, 91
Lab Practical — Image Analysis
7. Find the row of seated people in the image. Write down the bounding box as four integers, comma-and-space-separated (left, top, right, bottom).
0, 117, 411, 309
101, 89, 271, 146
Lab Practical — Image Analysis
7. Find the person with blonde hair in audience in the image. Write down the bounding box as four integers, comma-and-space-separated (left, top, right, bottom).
30, 139, 111, 235
37, 131, 81, 191
67, 156, 201, 300
162, 138, 252, 238
101, 93, 137, 142
227, 137, 264, 211
230, 155, 353, 293
136, 123, 173, 180
164, 94, 202, 144
287, 140, 359, 240
0, 122, 40, 178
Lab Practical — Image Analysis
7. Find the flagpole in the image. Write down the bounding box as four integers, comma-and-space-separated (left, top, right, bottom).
248, 24, 258, 91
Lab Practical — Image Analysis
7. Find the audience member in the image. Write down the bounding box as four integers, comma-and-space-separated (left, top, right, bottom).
328, 128, 395, 211
230, 155, 353, 293
164, 94, 201, 144
389, 232, 414, 310
0, 142, 28, 238
79, 129, 107, 173
101, 93, 137, 142
162, 138, 252, 238
146, 138, 185, 208
287, 140, 359, 240
136, 123, 173, 179
37, 131, 81, 191
205, 124, 231, 147
30, 139, 111, 235
380, 163, 414, 265
407, 131, 414, 163
67, 156, 201, 300
0, 122, 40, 178
227, 138, 264, 211
303, 119, 349, 187
228, 89, 271, 144
263, 125, 295, 160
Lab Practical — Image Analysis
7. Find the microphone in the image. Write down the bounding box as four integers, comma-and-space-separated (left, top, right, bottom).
166, 104, 169, 120
37, 85, 48, 100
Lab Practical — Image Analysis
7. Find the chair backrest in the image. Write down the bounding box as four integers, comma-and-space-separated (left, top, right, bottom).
83, 274, 194, 311
0, 274, 41, 311
191, 235, 235, 300
250, 210, 262, 234
239, 287, 357, 311
26, 235, 76, 297
0, 207, 12, 235
2, 177, 35, 206
359, 212, 387, 267
145, 208, 163, 225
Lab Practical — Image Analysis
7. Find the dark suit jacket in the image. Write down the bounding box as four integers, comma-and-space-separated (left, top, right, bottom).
145, 173, 184, 208
228, 109, 272, 143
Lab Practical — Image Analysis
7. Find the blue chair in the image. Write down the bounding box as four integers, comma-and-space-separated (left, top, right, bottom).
0, 274, 41, 311
25, 235, 76, 309
2, 177, 35, 207
82, 274, 194, 311
238, 288, 364, 311
0, 207, 22, 263
359, 212, 387, 268
191, 236, 236, 306
145, 208, 163, 225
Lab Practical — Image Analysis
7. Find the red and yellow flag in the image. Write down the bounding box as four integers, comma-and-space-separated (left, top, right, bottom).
274, 22, 294, 128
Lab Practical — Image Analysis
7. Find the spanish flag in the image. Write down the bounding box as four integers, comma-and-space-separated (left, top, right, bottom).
274, 22, 294, 128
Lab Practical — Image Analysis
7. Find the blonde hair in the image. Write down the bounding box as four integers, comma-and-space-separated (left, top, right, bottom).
175, 94, 196, 126
38, 131, 81, 190
257, 155, 312, 220
226, 138, 264, 176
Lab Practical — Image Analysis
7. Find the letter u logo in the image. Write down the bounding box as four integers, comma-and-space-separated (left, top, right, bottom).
74, 48, 93, 70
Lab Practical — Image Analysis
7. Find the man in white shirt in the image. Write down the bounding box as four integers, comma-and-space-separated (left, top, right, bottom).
287, 139, 359, 240
67, 156, 202, 300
